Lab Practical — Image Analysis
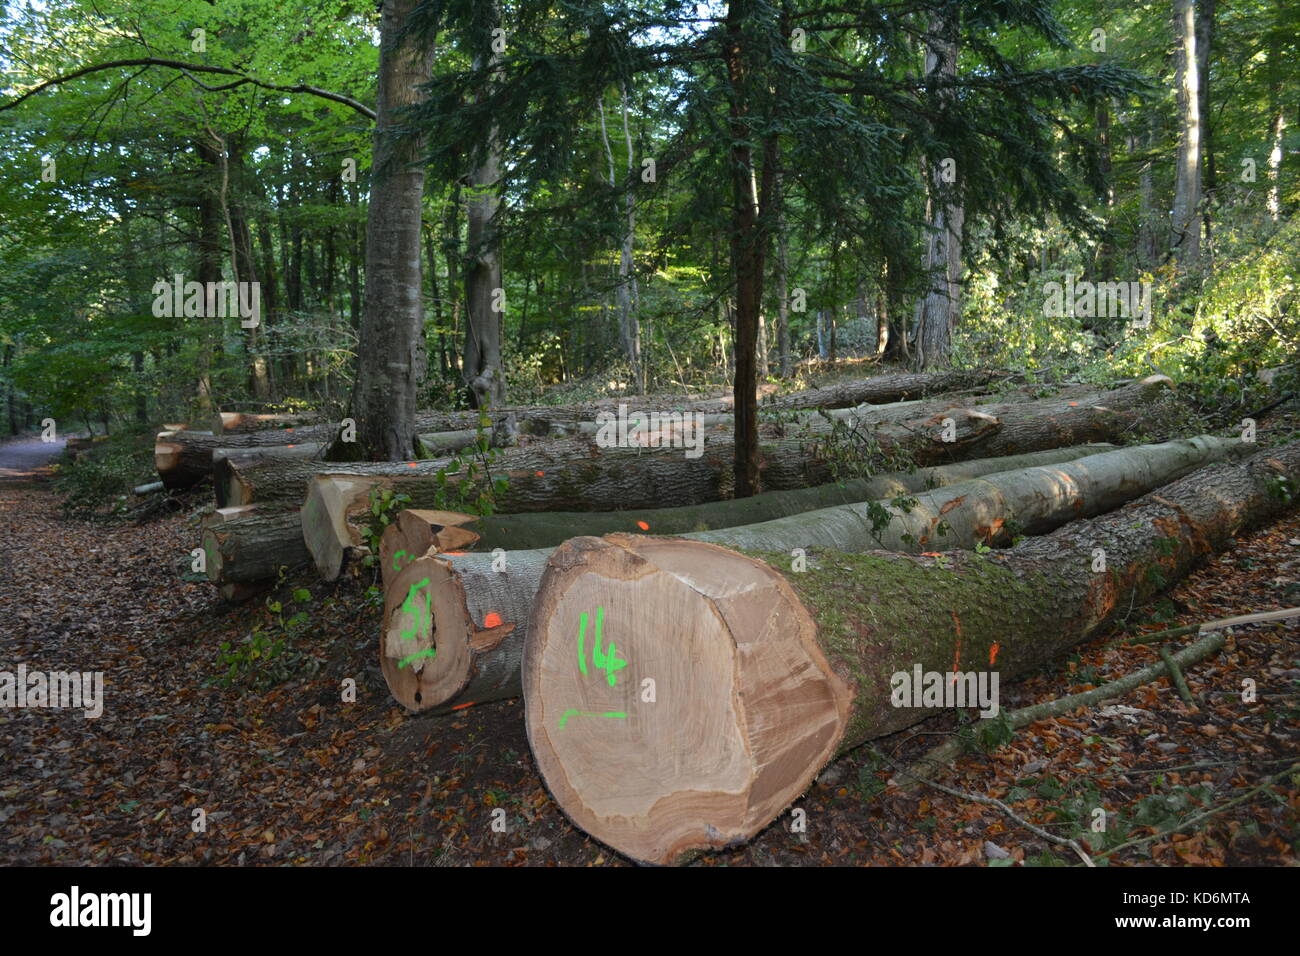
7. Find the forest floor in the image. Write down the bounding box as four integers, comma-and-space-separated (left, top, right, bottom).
1, 417, 1297, 867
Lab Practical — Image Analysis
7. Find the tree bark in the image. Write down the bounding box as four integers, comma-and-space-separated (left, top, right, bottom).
724, 0, 768, 498
522, 441, 1300, 864
1171, 0, 1202, 270
462, 1, 507, 410
913, 11, 964, 369
200, 505, 311, 585
468, 445, 1113, 551
331, 0, 432, 460
383, 436, 1239, 717
226, 377, 1168, 507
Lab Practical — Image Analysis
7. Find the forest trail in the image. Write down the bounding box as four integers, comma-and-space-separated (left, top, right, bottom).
0, 437, 65, 483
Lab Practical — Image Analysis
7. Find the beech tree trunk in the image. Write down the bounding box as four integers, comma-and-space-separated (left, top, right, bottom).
381, 436, 1237, 716
156, 428, 326, 488
912, 11, 964, 369
200, 505, 310, 585
468, 445, 1113, 551
229, 377, 1170, 508
1171, 0, 1202, 269
331, 0, 433, 460
216, 411, 320, 432
462, 0, 507, 410
521, 442, 1300, 865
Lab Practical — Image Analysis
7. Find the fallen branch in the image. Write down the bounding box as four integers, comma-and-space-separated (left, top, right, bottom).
897, 632, 1228, 791
1088, 763, 1300, 863
872, 748, 1096, 866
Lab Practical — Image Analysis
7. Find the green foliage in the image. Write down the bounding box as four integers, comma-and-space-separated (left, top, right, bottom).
213, 576, 319, 689
51, 431, 155, 517
359, 487, 412, 569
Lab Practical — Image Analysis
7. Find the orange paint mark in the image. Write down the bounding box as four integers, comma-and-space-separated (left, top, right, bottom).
408, 462, 418, 468
484, 612, 503, 628
451, 702, 476, 711
920, 552, 943, 557
287, 444, 296, 448
636, 520, 650, 531
989, 643, 1000, 666
1068, 402, 1079, 407
951, 612, 963, 673
286, 427, 294, 432
535, 470, 544, 477
443, 551, 467, 556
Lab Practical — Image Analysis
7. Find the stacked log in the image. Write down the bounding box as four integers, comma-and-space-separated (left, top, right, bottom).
200, 505, 311, 586
520, 441, 1300, 864
230, 378, 1171, 514
378, 436, 1242, 716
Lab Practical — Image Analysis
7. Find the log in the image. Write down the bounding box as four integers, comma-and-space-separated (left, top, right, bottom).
237, 410, 990, 511
156, 427, 328, 489
760, 368, 1003, 412
153, 430, 219, 489
132, 481, 164, 496
520, 441, 1300, 864
469, 445, 1115, 551
970, 375, 1175, 458
216, 411, 321, 432
237, 377, 1170, 511
380, 436, 1241, 715
200, 505, 311, 584
301, 474, 484, 582
299, 411, 993, 574
211, 443, 325, 471
376, 509, 480, 587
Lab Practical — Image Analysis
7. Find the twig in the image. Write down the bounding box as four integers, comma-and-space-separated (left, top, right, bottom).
1117, 606, 1300, 645
1, 57, 375, 119
896, 633, 1227, 792
873, 748, 1096, 867
1158, 646, 1196, 708
1090, 763, 1300, 862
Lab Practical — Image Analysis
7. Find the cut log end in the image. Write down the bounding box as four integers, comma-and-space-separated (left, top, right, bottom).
523, 534, 851, 866
380, 555, 475, 712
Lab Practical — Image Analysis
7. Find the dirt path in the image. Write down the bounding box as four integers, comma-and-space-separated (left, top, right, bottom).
0, 453, 1295, 866
0, 436, 66, 483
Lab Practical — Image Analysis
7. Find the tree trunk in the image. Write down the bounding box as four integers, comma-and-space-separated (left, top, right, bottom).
773, 168, 792, 377
1171, 0, 1202, 270
913, 11, 964, 369
469, 445, 1113, 551
200, 505, 311, 585
331, 0, 432, 461
300, 467, 481, 580
383, 435, 1239, 717
379, 509, 481, 587
521, 441, 1300, 864
225, 377, 1168, 508
724, 0, 768, 498
1197, 0, 1216, 255
1137, 114, 1161, 268
462, 1, 507, 410
1266, 29, 1285, 222
195, 140, 222, 417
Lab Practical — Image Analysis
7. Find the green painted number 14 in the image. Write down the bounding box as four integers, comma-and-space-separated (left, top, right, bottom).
577, 606, 627, 686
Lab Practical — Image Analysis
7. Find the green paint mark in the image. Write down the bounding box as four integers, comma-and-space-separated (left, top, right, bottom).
577, 611, 589, 676
576, 606, 627, 686
392, 549, 409, 572
558, 709, 628, 730
399, 576, 432, 654
398, 647, 436, 670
